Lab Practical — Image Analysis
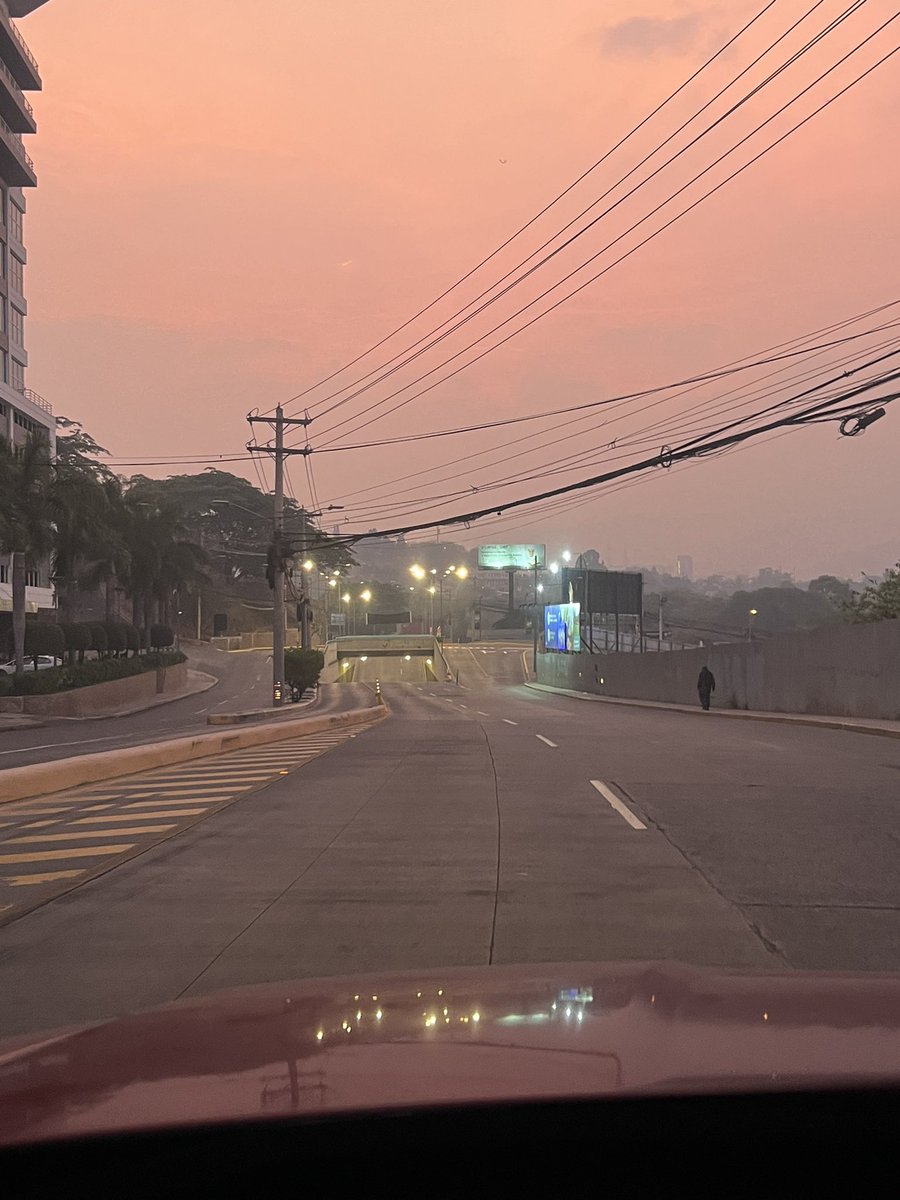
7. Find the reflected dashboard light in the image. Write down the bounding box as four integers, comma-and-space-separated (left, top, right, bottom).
376, 1009, 383, 1020
316, 1030, 324, 1041
356, 1010, 362, 1021
577, 1010, 584, 1023
472, 1011, 480, 1023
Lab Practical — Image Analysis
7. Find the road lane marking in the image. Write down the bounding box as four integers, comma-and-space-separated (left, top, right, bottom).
4, 870, 85, 886
84, 804, 115, 811
7, 826, 177, 843
535, 735, 558, 748
5, 806, 80, 815
0, 845, 135, 864
590, 781, 646, 830
21, 820, 62, 828
74, 811, 205, 823
0, 735, 121, 758
459, 704, 468, 709
502, 719, 518, 725
477, 711, 489, 716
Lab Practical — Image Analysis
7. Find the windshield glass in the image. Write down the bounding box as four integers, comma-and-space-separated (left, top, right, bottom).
1, 0, 900, 1099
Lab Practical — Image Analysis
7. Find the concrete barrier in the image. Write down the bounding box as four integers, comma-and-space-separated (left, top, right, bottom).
536, 619, 900, 721
0, 704, 387, 805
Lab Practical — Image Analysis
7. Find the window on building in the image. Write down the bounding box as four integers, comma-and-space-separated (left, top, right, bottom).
0, 297, 6, 334
9, 253, 23, 295
1, 350, 7, 384
0, 241, 6, 281
0, 190, 6, 229
0, 564, 8, 584
10, 357, 24, 392
9, 203, 23, 245
25, 569, 39, 588
10, 306, 23, 347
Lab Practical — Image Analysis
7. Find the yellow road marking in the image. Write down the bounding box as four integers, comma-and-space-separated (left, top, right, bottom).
4, 870, 85, 886
0, 844, 134, 864
7, 826, 176, 843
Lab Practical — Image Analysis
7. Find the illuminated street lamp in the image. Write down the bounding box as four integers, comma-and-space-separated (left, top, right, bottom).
409, 564, 426, 581
328, 579, 337, 589
748, 607, 758, 642
562, 550, 571, 563
549, 561, 559, 574
302, 559, 315, 572
360, 589, 372, 603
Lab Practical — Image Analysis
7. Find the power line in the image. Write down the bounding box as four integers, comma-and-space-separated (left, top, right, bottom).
338, 378, 899, 542
264, 0, 780, 418
301, 0, 860, 430
310, 17, 900, 450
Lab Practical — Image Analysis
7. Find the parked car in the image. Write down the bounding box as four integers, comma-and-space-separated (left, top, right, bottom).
0, 655, 59, 674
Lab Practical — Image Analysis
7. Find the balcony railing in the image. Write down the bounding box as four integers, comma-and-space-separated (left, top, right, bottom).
6, 12, 38, 74
0, 57, 33, 118
0, 112, 33, 170
23, 388, 52, 416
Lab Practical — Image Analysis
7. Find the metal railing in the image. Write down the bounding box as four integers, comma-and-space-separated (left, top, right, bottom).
0, 57, 33, 118
23, 388, 52, 415
0, 112, 33, 170
3, 11, 39, 74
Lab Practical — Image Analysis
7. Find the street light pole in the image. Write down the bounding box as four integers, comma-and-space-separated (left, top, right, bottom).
272, 406, 286, 703
532, 554, 539, 676
658, 594, 666, 652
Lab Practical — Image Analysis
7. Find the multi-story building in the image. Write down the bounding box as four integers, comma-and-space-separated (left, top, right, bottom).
675, 554, 694, 581
0, 0, 54, 621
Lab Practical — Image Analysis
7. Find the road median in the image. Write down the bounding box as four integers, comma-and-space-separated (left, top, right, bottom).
0, 704, 387, 805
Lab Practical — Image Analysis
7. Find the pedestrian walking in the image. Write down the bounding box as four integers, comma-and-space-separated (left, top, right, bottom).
697, 665, 715, 711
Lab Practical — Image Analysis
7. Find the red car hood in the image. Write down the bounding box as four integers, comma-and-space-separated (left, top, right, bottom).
3, 960, 900, 1145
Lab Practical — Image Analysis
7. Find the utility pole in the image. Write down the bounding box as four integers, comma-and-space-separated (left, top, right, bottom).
658, 594, 666, 652
247, 405, 311, 706
532, 554, 539, 676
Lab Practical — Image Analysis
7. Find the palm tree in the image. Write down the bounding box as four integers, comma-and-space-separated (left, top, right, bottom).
0, 436, 53, 673
118, 498, 207, 634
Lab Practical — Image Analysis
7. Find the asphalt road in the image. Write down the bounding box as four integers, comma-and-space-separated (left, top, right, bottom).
1, 638, 899, 1037
0, 644, 375, 770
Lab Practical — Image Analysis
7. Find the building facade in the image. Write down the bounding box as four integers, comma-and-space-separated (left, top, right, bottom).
0, 0, 54, 619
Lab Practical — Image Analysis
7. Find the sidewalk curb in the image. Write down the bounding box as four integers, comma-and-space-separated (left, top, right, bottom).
0, 704, 388, 805
207, 691, 318, 725
524, 682, 900, 740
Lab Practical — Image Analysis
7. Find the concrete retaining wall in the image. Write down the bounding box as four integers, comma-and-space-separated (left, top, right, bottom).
0, 662, 189, 718
537, 619, 900, 720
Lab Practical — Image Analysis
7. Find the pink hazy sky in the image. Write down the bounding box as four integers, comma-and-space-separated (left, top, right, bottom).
21, 0, 900, 578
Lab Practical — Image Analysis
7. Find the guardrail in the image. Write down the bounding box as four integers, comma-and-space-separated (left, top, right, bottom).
0, 57, 33, 118
22, 388, 52, 415
3, 11, 38, 74
0, 112, 32, 169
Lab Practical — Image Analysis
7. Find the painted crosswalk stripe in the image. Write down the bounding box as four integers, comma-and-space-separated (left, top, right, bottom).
589, 781, 646, 831
121, 804, 213, 815
7, 826, 177, 843
21, 820, 62, 828
0, 844, 134, 864
4, 870, 85, 887
73, 811, 200, 824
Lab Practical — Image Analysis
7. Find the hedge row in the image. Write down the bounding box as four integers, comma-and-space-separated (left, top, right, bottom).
21, 621, 175, 664
0, 651, 186, 696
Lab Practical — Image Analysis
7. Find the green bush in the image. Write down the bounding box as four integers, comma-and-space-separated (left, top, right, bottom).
150, 623, 175, 650
124, 624, 141, 655
0, 675, 13, 697
24, 621, 65, 667
9, 650, 186, 695
104, 622, 128, 656
284, 648, 324, 694
13, 667, 69, 695
88, 622, 108, 656
61, 622, 92, 664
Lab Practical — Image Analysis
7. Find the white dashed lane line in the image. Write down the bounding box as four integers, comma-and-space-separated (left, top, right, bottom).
535, 735, 558, 748
502, 719, 518, 726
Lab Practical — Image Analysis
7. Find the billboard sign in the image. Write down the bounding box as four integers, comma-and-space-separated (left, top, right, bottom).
329, 612, 346, 628
477, 543, 546, 571
560, 568, 643, 615
544, 603, 581, 653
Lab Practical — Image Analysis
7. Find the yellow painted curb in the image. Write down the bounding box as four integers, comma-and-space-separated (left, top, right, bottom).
0, 705, 387, 806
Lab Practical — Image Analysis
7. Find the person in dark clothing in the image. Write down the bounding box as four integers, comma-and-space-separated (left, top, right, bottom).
697, 666, 715, 710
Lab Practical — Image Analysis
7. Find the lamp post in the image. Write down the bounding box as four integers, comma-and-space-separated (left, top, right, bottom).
748, 607, 758, 641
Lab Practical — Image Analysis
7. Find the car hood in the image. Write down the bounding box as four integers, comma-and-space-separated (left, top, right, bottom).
3, 960, 900, 1145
